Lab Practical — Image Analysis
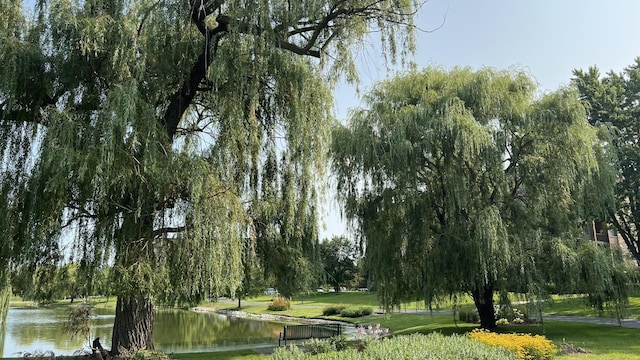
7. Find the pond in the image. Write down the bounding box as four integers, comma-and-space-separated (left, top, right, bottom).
1, 306, 285, 357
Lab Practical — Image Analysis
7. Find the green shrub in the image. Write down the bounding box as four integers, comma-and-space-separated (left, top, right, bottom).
458, 308, 479, 323
272, 333, 517, 360
303, 336, 347, 355
339, 306, 372, 318
330, 335, 347, 351
268, 296, 291, 311
322, 305, 346, 316
304, 338, 335, 355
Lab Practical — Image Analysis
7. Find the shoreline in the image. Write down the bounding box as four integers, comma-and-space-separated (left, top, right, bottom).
191, 306, 352, 326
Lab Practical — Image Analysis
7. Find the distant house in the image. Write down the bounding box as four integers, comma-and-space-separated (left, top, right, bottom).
584, 221, 636, 265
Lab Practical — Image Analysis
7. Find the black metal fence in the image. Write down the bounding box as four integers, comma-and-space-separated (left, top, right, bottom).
278, 323, 342, 346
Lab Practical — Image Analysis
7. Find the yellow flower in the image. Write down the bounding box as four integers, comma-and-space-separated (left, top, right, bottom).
468, 329, 557, 360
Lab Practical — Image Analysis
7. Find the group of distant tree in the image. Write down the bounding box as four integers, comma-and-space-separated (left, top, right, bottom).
10, 263, 112, 305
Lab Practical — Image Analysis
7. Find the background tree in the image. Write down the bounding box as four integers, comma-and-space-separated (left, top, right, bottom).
0, 0, 418, 353
332, 67, 630, 328
320, 236, 358, 292
573, 59, 640, 265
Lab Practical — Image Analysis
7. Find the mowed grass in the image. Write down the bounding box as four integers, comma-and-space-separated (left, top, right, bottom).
226, 291, 474, 313
172, 349, 266, 360
217, 303, 324, 319
545, 293, 640, 320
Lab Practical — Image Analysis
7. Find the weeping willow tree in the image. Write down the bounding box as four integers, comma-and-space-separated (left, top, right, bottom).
332, 67, 633, 329
0, 0, 417, 354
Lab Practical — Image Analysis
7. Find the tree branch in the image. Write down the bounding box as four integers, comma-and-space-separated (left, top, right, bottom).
162, 13, 229, 139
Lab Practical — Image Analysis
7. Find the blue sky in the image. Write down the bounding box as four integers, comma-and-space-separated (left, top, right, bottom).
322, 0, 640, 239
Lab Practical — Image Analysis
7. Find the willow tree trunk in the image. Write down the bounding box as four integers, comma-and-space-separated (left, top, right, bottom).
110, 296, 155, 355
0, 284, 9, 326
110, 212, 156, 355
472, 285, 496, 329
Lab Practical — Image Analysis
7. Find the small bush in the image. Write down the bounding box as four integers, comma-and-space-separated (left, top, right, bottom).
340, 306, 373, 318
458, 308, 479, 323
322, 305, 346, 316
304, 338, 336, 355
303, 336, 346, 355
496, 318, 510, 325
330, 335, 347, 351
268, 296, 291, 311
469, 329, 557, 360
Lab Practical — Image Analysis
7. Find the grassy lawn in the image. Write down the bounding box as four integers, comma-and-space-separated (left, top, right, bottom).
172, 349, 266, 360
545, 294, 640, 320
292, 292, 380, 307
236, 291, 474, 311
218, 303, 326, 319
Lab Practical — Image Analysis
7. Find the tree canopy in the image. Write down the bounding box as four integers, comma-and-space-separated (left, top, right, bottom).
573, 58, 640, 265
0, 0, 418, 354
332, 67, 632, 328
320, 236, 358, 292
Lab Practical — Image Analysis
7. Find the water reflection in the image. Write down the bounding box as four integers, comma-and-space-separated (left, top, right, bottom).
153, 309, 283, 353
1, 307, 284, 357
2, 307, 114, 357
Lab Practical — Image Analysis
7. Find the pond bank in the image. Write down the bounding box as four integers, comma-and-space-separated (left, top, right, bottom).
191, 306, 351, 326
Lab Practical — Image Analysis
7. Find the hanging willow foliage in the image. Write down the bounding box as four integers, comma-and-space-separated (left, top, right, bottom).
1, 0, 419, 353
332, 67, 634, 328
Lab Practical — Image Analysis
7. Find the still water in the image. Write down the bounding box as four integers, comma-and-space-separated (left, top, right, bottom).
1, 306, 284, 357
